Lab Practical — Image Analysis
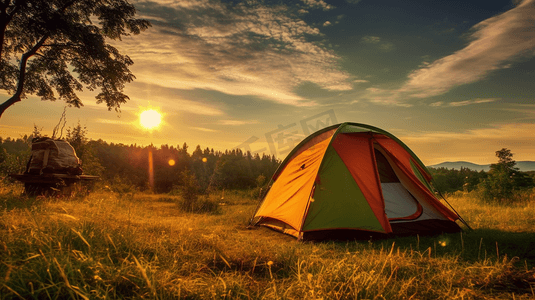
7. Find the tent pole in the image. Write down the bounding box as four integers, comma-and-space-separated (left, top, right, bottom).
432, 184, 473, 231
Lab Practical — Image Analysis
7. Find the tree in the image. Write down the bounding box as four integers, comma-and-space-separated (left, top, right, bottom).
65, 121, 104, 176
179, 169, 199, 212
0, 0, 150, 118
66, 121, 88, 157
479, 148, 534, 203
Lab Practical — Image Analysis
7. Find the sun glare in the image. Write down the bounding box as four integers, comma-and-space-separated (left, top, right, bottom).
140, 109, 162, 130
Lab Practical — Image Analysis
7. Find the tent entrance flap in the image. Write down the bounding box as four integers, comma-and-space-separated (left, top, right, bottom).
374, 148, 422, 221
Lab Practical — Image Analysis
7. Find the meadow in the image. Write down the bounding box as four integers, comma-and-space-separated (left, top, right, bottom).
1, 185, 534, 299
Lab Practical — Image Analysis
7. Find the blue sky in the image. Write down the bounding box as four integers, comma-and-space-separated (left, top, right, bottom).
1, 0, 534, 165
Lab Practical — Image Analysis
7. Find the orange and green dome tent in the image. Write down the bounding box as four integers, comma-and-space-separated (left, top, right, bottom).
250, 123, 464, 241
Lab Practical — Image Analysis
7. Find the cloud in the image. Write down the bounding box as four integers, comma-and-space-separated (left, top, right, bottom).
430, 98, 500, 107
191, 127, 219, 132
361, 36, 395, 52
116, 0, 351, 106
498, 103, 535, 121
378, 42, 395, 52
398, 0, 535, 98
219, 120, 259, 125
399, 122, 535, 164
355, 0, 535, 106
95, 119, 131, 125
300, 0, 333, 10
359, 87, 413, 107
448, 98, 499, 107
361, 36, 381, 44
138, 97, 224, 116
323, 21, 332, 27
124, 85, 226, 116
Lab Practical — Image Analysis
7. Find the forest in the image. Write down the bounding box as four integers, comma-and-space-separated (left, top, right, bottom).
1, 124, 534, 203
0, 124, 280, 195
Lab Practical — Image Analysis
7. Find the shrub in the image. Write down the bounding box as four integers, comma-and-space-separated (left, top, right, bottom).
179, 169, 199, 212
176, 195, 220, 214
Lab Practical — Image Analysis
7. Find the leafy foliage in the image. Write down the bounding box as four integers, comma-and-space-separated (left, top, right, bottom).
178, 169, 199, 212
429, 166, 486, 193
429, 148, 535, 204
478, 148, 535, 203
0, 132, 280, 194
0, 0, 150, 117
0, 135, 32, 176
66, 122, 104, 177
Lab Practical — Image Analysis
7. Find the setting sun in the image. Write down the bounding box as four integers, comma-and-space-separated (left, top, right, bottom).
139, 109, 162, 130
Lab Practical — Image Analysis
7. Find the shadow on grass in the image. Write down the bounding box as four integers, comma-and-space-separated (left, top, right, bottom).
0, 193, 46, 211
461, 229, 535, 265
349, 229, 535, 267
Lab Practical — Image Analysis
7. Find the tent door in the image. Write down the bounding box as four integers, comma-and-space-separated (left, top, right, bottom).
374, 148, 422, 221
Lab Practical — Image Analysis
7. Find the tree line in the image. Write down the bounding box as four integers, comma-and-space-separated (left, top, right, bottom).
429, 148, 535, 203
1, 126, 534, 203
0, 124, 280, 194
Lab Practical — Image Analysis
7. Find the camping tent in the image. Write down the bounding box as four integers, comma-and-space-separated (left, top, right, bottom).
250, 123, 463, 241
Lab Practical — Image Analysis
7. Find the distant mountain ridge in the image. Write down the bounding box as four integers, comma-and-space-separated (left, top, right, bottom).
428, 161, 535, 172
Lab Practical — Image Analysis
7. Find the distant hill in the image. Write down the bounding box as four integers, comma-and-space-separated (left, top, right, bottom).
428, 161, 535, 172
428, 161, 490, 171
516, 161, 535, 172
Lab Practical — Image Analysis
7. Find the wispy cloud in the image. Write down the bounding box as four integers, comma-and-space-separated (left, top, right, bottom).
125, 85, 225, 116
361, 36, 381, 44
191, 127, 219, 132
416, 123, 535, 142
219, 120, 259, 125
300, 0, 333, 10
95, 119, 131, 125
357, 0, 535, 106
400, 122, 535, 164
430, 98, 500, 107
118, 0, 351, 107
361, 36, 395, 52
498, 103, 535, 121
398, 0, 535, 98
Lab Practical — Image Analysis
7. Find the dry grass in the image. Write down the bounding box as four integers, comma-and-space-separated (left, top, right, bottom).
1, 186, 534, 299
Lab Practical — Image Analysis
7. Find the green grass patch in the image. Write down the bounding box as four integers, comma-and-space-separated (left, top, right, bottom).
1, 188, 534, 299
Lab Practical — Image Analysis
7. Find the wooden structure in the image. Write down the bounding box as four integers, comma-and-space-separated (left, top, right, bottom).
10, 173, 99, 196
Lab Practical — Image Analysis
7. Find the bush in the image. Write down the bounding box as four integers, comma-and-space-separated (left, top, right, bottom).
178, 169, 200, 212
107, 176, 137, 199
176, 195, 220, 214
174, 171, 221, 214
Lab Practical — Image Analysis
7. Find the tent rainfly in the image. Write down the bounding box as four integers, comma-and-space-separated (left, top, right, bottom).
250, 123, 464, 241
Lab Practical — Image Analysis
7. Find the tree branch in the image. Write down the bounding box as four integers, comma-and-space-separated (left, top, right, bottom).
0, 0, 80, 117
0, 34, 48, 118
0, 0, 29, 57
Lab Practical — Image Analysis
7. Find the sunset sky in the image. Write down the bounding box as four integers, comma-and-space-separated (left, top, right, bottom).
1, 0, 534, 165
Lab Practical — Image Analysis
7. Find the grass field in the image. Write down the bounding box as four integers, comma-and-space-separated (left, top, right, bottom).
1, 186, 534, 299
